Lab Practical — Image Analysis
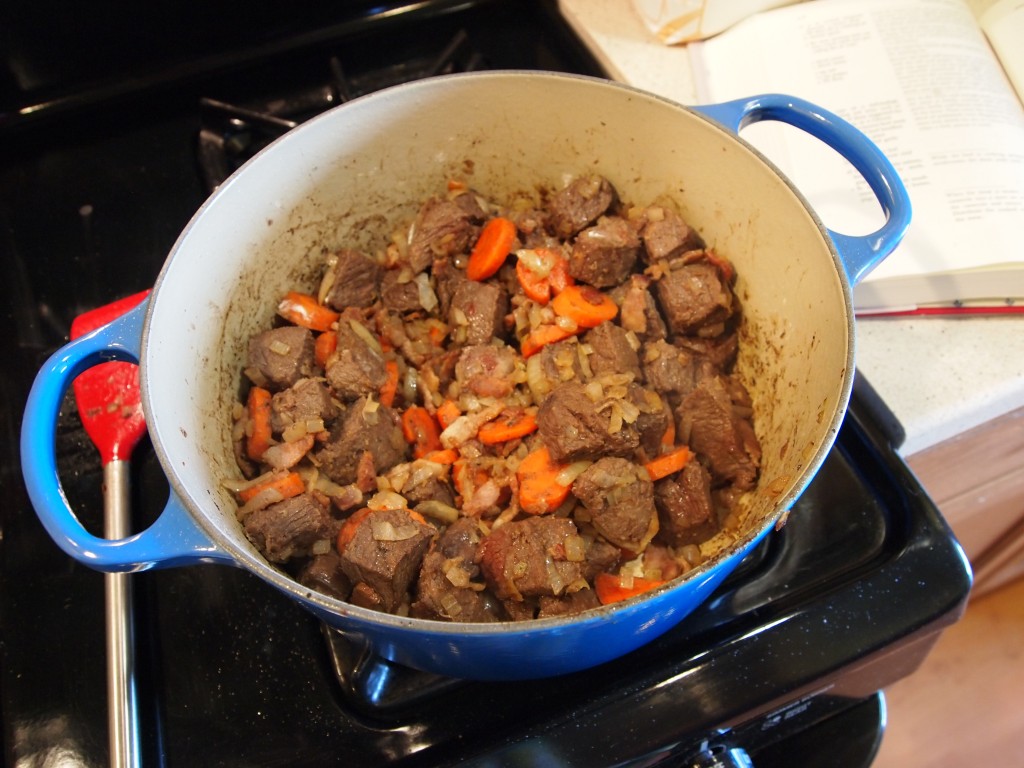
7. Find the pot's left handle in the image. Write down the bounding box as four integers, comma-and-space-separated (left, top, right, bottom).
693, 93, 912, 286
20, 300, 231, 572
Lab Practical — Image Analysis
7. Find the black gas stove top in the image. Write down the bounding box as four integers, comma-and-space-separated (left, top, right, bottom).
0, 2, 972, 766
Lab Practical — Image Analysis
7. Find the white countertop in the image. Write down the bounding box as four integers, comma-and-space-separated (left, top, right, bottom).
559, 0, 1024, 456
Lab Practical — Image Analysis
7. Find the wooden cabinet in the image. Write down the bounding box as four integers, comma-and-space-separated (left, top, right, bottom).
907, 407, 1024, 597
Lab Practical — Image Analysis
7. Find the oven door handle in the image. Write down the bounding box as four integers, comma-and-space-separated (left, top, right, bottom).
20, 300, 232, 572
692, 93, 911, 286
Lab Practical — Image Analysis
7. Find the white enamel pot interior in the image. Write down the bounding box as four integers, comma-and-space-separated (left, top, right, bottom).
24, 71, 909, 680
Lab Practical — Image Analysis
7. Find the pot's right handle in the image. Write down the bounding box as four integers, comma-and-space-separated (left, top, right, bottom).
693, 93, 911, 286
20, 301, 232, 573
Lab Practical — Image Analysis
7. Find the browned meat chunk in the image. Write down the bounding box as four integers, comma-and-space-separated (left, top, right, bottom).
582, 538, 622, 582
642, 339, 698, 397
537, 588, 600, 618
322, 248, 382, 310
569, 216, 640, 289
478, 517, 584, 601
431, 258, 468, 317
627, 384, 671, 459
654, 262, 734, 336
297, 551, 352, 600
419, 347, 460, 400
615, 274, 668, 342
675, 332, 739, 372
448, 280, 508, 346
454, 344, 517, 399
313, 398, 407, 485
243, 493, 333, 563
547, 175, 618, 239
534, 338, 585, 388
583, 321, 641, 381
572, 457, 659, 552
654, 460, 719, 547
535, 381, 639, 463
407, 194, 485, 273
411, 518, 501, 622
639, 206, 704, 263
247, 326, 316, 391
379, 269, 424, 314
400, 465, 456, 508
678, 376, 760, 490
337, 508, 435, 613
325, 320, 387, 402
270, 377, 339, 434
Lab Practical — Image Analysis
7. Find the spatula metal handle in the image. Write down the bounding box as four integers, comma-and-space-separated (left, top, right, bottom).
104, 459, 141, 768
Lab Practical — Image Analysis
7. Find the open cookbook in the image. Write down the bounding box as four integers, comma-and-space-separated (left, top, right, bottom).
641, 0, 1024, 314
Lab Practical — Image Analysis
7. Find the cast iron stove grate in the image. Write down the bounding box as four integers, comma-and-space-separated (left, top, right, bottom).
197, 29, 487, 191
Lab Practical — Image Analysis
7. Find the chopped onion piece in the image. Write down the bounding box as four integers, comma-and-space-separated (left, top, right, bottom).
281, 422, 307, 443
564, 535, 586, 562
554, 460, 592, 487
555, 315, 578, 332
414, 500, 460, 525
222, 469, 277, 494
311, 538, 331, 556
318, 267, 336, 305
269, 340, 291, 355
516, 248, 553, 278
367, 490, 409, 511
545, 556, 566, 596
236, 486, 284, 521
439, 591, 463, 617
348, 318, 382, 355
370, 519, 422, 541
415, 272, 438, 312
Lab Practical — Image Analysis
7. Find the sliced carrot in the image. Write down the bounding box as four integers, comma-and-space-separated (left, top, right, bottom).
520, 324, 577, 358
422, 448, 458, 465
314, 330, 337, 369
660, 417, 676, 449
515, 248, 574, 305
245, 386, 273, 461
478, 409, 538, 445
337, 507, 372, 550
401, 405, 443, 458
238, 470, 305, 503
436, 399, 462, 430
594, 572, 666, 605
467, 216, 516, 281
379, 360, 400, 407
277, 291, 340, 332
551, 284, 618, 329
644, 446, 694, 482
516, 446, 571, 515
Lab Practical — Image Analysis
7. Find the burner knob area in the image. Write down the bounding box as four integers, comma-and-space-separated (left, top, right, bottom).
686, 743, 754, 768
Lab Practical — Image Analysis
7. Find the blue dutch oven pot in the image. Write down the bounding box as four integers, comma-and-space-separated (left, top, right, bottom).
21, 73, 910, 680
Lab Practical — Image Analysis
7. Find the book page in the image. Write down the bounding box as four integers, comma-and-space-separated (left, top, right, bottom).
690, 0, 1024, 308
631, 0, 805, 43
980, 0, 1024, 96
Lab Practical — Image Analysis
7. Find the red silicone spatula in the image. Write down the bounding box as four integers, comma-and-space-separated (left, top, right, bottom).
70, 289, 150, 768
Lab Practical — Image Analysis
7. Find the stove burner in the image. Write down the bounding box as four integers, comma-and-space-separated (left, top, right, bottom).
197, 29, 487, 191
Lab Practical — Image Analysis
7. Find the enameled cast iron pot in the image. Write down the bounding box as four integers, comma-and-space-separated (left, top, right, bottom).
21, 72, 910, 681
